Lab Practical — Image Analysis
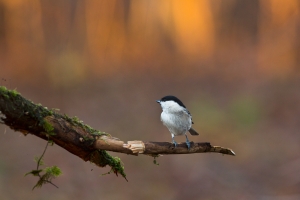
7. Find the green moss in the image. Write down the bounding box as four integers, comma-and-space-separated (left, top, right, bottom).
61, 113, 126, 180
34, 156, 44, 166
25, 169, 43, 177
11, 89, 19, 97
92, 130, 107, 136
152, 155, 160, 166
3, 94, 9, 99
43, 121, 53, 132
45, 166, 62, 177
0, 87, 20, 99
62, 115, 125, 179
42, 121, 55, 136
90, 150, 127, 181
0, 86, 9, 99
63, 114, 107, 137
72, 116, 80, 122
0, 86, 7, 92
26, 139, 61, 190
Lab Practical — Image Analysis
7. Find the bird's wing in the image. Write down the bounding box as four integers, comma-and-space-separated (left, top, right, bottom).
185, 108, 194, 124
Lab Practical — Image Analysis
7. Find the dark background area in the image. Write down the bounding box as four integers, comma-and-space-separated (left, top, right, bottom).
0, 0, 300, 199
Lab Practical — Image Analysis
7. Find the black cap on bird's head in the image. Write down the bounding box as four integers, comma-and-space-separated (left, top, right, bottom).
156, 95, 186, 108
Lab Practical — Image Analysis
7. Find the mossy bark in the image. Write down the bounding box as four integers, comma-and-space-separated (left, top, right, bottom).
0, 86, 126, 180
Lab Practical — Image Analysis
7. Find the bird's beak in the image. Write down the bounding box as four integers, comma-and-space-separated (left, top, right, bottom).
156, 100, 161, 103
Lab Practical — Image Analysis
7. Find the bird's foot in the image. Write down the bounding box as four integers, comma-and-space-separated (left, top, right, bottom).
172, 141, 178, 148
185, 134, 191, 150
186, 141, 191, 150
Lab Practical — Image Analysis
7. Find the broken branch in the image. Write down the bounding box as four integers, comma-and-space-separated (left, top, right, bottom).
0, 86, 235, 180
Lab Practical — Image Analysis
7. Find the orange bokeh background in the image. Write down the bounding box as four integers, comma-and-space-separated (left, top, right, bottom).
0, 1, 300, 199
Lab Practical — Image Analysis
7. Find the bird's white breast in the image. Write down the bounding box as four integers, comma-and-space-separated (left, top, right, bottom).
159, 101, 192, 136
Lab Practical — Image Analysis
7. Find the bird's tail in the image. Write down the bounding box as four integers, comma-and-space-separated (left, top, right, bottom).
189, 128, 199, 135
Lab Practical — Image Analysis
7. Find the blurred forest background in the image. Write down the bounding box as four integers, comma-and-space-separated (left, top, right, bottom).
0, 0, 300, 199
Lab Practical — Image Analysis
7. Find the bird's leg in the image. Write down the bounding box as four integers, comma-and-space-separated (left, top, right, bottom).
185, 134, 191, 150
171, 133, 177, 147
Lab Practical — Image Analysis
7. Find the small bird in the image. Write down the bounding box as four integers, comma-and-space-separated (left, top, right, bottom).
157, 95, 199, 150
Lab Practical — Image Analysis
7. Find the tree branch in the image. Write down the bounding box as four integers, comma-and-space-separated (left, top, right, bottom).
0, 86, 235, 179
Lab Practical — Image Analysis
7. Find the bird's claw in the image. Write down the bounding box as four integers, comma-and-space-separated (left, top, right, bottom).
186, 141, 191, 150
172, 141, 178, 148
172, 139, 191, 150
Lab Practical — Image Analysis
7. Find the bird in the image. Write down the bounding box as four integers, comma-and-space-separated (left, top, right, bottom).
156, 95, 199, 150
